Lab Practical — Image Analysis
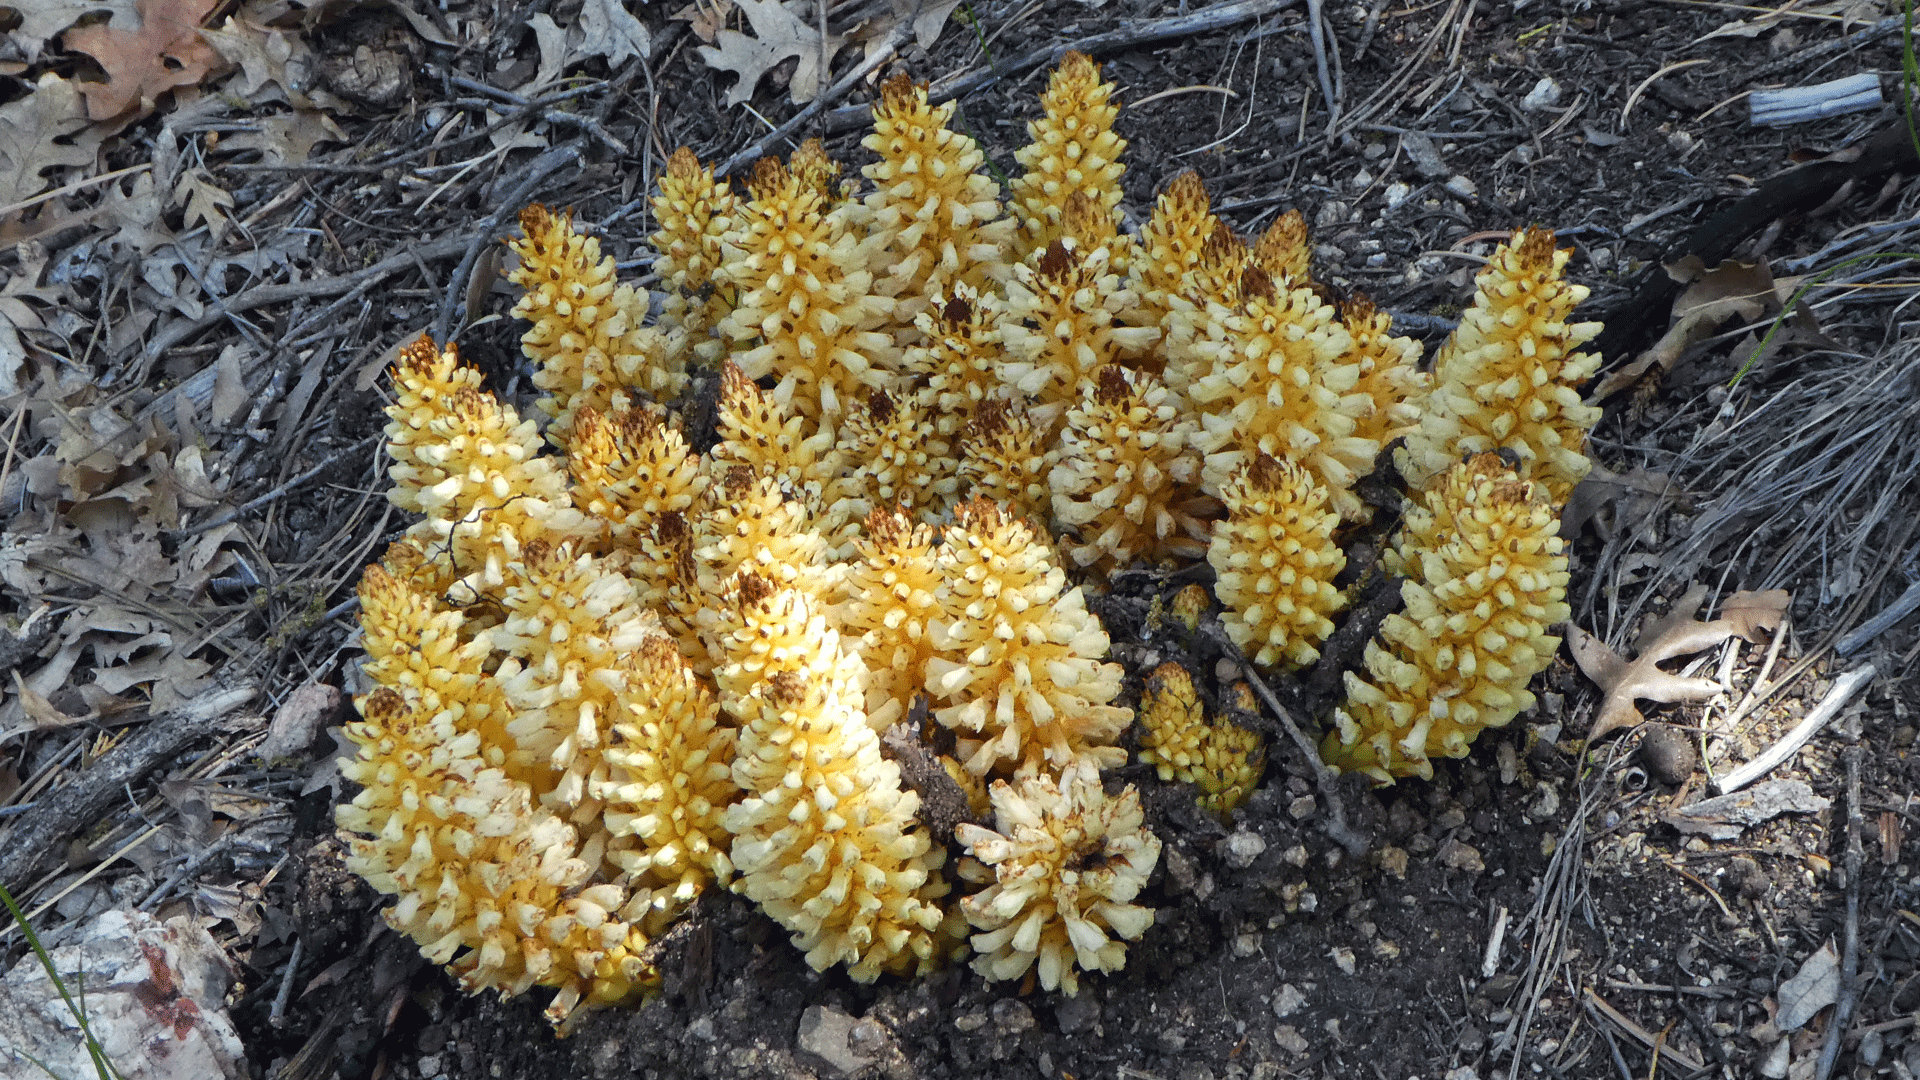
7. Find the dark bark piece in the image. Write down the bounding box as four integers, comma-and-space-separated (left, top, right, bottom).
0, 684, 255, 895
1591, 122, 1920, 379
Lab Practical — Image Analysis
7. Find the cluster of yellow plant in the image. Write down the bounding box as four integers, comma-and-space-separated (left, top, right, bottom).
335, 52, 1600, 1026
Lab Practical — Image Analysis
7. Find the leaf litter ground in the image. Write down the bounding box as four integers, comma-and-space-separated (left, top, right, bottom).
2, 1, 1919, 1078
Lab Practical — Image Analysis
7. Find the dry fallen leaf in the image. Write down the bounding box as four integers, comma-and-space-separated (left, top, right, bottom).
1570, 582, 1789, 740
1591, 256, 1777, 400
0, 73, 102, 207
1775, 939, 1840, 1031
672, 0, 735, 43
1, 0, 142, 62
62, 0, 229, 119
1560, 463, 1686, 540
697, 0, 843, 105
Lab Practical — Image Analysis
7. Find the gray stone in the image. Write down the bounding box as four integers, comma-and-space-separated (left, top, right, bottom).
795, 1005, 881, 1076
989, 998, 1033, 1035
1055, 994, 1100, 1035
1221, 830, 1267, 870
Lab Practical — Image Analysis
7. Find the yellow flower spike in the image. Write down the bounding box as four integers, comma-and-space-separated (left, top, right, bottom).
1009, 51, 1127, 265
357, 557, 521, 777
1192, 717, 1264, 816
902, 288, 1005, 439
567, 404, 708, 547
1050, 365, 1213, 573
1208, 453, 1348, 669
956, 400, 1058, 529
1322, 453, 1571, 782
707, 361, 847, 511
491, 539, 659, 836
1171, 582, 1210, 633
603, 636, 739, 931
1251, 209, 1312, 284
955, 761, 1160, 997
1136, 661, 1207, 782
1398, 227, 1604, 503
390, 353, 588, 589
838, 507, 945, 729
651, 147, 740, 365
338, 689, 657, 1030
690, 466, 838, 632
830, 388, 960, 539
1159, 225, 1255, 400
709, 571, 870, 732
1341, 294, 1430, 452
385, 335, 489, 514
507, 205, 682, 449
994, 238, 1160, 425
862, 74, 1016, 324
925, 497, 1131, 778
1190, 268, 1379, 521
630, 510, 708, 671
718, 154, 898, 424
1131, 172, 1223, 360
718, 593, 948, 982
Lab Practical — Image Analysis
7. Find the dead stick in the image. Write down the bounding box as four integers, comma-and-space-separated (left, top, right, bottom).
1814, 747, 1865, 1080
1230, 658, 1368, 856
821, 0, 1302, 132
1714, 664, 1874, 794
717, 20, 915, 178
0, 684, 255, 895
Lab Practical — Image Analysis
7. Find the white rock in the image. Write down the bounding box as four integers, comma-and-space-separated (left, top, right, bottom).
796, 1005, 885, 1076
0, 909, 245, 1080
1522, 77, 1563, 111
1444, 175, 1479, 199
1383, 182, 1413, 210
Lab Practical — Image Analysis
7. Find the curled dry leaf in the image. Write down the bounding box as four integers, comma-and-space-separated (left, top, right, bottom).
1570, 582, 1788, 741
697, 0, 843, 106
1591, 255, 1779, 400
61, 0, 229, 120
1775, 938, 1840, 1031
0, 73, 102, 207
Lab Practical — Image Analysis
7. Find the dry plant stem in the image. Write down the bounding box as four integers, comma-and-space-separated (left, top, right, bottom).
179, 433, 381, 536
821, 0, 1302, 131
1230, 659, 1367, 856
717, 20, 916, 178
0, 684, 255, 894
269, 936, 304, 1029
1582, 989, 1708, 1074
1814, 746, 1864, 1080
1835, 576, 1920, 654
1714, 663, 1874, 795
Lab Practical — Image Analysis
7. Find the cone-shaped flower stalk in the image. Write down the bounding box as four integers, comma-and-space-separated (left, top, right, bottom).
956, 400, 1058, 528
1341, 294, 1429, 451
650, 148, 740, 365
1208, 454, 1347, 669
718, 149, 898, 424
1008, 51, 1127, 264
830, 388, 959, 535
1398, 227, 1603, 503
1322, 454, 1571, 782
837, 507, 945, 728
602, 636, 739, 932
862, 74, 1016, 323
1189, 268, 1378, 521
902, 288, 1005, 438
995, 237, 1159, 424
1251, 209, 1312, 284
955, 761, 1159, 996
925, 498, 1131, 777
567, 404, 707, 547
1135, 662, 1264, 815
1049, 366, 1211, 572
508, 205, 681, 448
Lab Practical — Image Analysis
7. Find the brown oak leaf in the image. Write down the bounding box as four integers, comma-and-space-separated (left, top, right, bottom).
62, 0, 229, 120
1569, 583, 1789, 741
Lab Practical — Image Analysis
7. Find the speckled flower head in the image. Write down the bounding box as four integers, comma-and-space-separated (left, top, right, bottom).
603, 636, 738, 930
650, 148, 740, 365
718, 152, 898, 423
690, 465, 835, 622
957, 400, 1057, 527
382, 343, 587, 588
1341, 294, 1430, 453
1208, 453, 1348, 669
718, 586, 948, 982
1398, 227, 1603, 502
994, 239, 1159, 423
1251, 209, 1311, 284
508, 205, 681, 447
1135, 662, 1264, 815
1189, 268, 1378, 521
904, 288, 1007, 437
925, 497, 1132, 777
1049, 366, 1211, 572
828, 509, 939, 723
1323, 454, 1571, 782
1009, 51, 1127, 263
568, 404, 707, 545
1131, 171, 1223, 341
863, 74, 1016, 320
831, 388, 960, 531
955, 761, 1160, 996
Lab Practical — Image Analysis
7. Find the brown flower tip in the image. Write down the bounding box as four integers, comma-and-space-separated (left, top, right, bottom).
1252, 209, 1311, 283
942, 295, 973, 324
1037, 240, 1074, 281
1240, 265, 1277, 303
